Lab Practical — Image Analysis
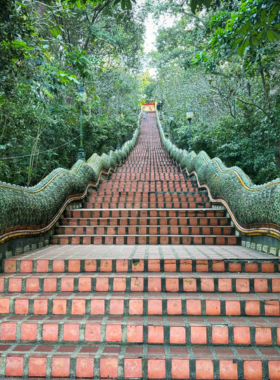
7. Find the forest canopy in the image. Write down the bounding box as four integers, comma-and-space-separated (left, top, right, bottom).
1, 0, 280, 185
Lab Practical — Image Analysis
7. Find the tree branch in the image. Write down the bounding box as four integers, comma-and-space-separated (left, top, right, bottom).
236, 97, 271, 118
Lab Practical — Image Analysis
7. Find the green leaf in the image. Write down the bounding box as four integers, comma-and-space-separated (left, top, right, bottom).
267, 30, 274, 42
50, 28, 60, 38
250, 36, 259, 47
238, 42, 246, 56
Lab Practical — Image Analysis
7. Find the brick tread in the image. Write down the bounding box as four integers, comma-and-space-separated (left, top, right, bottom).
51, 235, 240, 245
0, 343, 280, 379
0, 316, 279, 346
1, 292, 280, 317
2, 272, 280, 294
61, 217, 231, 227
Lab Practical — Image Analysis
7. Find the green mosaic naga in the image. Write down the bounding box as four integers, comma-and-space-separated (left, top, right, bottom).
0, 124, 141, 244
157, 112, 280, 240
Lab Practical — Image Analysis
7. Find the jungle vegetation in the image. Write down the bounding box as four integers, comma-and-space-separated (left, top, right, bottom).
148, 0, 280, 184
1, 0, 280, 185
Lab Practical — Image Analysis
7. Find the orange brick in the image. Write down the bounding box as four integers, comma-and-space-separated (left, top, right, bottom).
234, 326, 250, 344
166, 278, 179, 292
148, 325, 164, 343
168, 299, 182, 315
91, 300, 105, 315
113, 278, 126, 291
131, 278, 144, 291
29, 357, 47, 377
245, 301, 260, 316
76, 357, 94, 378
124, 358, 142, 378
226, 301, 241, 316
129, 299, 143, 315
43, 323, 58, 341
96, 277, 109, 291
21, 322, 37, 341
268, 361, 280, 380
6, 356, 24, 377
244, 360, 262, 380
172, 359, 190, 379
1, 322, 16, 340
53, 299, 67, 315
78, 278, 91, 291
63, 323, 79, 341
148, 299, 162, 315
110, 299, 124, 315
220, 360, 238, 380
212, 326, 229, 345
127, 325, 143, 343
148, 278, 161, 292
26, 278, 39, 292
34, 299, 48, 315
15, 299, 28, 314
191, 326, 207, 344
106, 324, 122, 342
186, 300, 201, 315
255, 327, 272, 345
84, 259, 96, 272
72, 300, 85, 315
85, 324, 101, 342
206, 300, 221, 315
196, 360, 214, 380
183, 278, 197, 292
170, 326, 186, 344
52, 357, 70, 377
148, 359, 166, 379
100, 357, 118, 378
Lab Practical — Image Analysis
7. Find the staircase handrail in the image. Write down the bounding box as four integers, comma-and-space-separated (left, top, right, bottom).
0, 115, 141, 244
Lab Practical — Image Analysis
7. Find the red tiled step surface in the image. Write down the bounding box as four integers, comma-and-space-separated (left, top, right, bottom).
1, 343, 280, 379
65, 208, 228, 218
1, 315, 280, 346
1, 292, 280, 317
4, 245, 280, 273
60, 216, 231, 227
55, 225, 234, 236
2, 272, 280, 293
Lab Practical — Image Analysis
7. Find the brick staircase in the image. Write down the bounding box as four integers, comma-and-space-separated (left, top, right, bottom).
0, 112, 280, 379
52, 113, 239, 246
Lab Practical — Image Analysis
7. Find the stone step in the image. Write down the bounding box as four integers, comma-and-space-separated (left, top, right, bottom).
84, 201, 212, 209
65, 209, 225, 219
5, 250, 279, 274
1, 343, 279, 379
51, 234, 240, 245
61, 217, 231, 227
87, 194, 209, 202
2, 272, 280, 293
1, 292, 279, 317
0, 316, 279, 346
55, 225, 234, 237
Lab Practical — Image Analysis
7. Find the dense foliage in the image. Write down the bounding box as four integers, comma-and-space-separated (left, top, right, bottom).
149, 0, 280, 184
0, 0, 144, 185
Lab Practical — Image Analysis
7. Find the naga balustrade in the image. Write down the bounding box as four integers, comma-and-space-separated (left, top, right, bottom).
157, 111, 280, 241
0, 120, 141, 245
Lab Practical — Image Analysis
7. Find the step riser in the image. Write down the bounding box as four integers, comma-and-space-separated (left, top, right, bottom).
1, 352, 280, 380
5, 259, 278, 274
84, 202, 212, 208
0, 321, 278, 346
51, 235, 240, 245
3, 276, 279, 293
1, 297, 279, 317
55, 226, 235, 236
61, 217, 231, 227
66, 210, 227, 218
